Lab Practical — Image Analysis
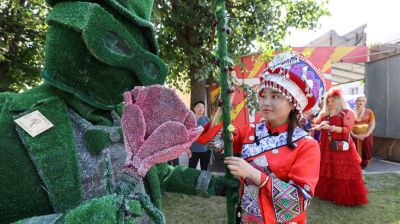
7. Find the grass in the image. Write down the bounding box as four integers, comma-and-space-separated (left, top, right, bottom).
162, 173, 400, 224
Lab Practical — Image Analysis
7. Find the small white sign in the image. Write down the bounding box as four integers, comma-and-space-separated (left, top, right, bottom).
14, 110, 54, 137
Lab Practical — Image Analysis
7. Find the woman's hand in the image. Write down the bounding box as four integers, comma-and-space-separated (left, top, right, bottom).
224, 157, 261, 184
358, 134, 366, 140
352, 133, 364, 140
311, 120, 328, 131
185, 150, 192, 158
313, 124, 323, 131
320, 120, 329, 125
319, 121, 331, 130
321, 123, 331, 130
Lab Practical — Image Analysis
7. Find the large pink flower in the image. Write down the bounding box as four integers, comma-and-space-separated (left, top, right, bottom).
121, 85, 203, 176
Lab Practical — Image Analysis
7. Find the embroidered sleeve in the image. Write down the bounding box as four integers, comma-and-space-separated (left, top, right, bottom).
232, 125, 249, 154
270, 177, 303, 223
207, 124, 247, 154
196, 121, 254, 155
263, 139, 320, 223
342, 110, 355, 134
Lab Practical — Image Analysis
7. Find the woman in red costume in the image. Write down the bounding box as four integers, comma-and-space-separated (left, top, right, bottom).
198, 52, 326, 224
351, 96, 375, 169
314, 88, 368, 206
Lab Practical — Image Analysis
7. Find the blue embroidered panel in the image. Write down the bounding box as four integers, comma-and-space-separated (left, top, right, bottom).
242, 122, 308, 159
241, 185, 263, 220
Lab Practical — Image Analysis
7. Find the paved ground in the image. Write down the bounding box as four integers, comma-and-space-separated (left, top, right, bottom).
363, 158, 400, 174
178, 153, 400, 174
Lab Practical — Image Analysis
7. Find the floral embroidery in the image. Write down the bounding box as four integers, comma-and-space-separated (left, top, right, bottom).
241, 185, 262, 220
242, 123, 307, 159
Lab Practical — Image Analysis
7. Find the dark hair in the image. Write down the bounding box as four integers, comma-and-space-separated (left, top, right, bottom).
287, 109, 301, 149
191, 100, 205, 111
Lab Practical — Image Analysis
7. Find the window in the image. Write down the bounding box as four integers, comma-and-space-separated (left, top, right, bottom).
350, 87, 359, 95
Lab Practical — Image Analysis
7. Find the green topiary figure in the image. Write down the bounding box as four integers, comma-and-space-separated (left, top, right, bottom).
0, 1, 238, 223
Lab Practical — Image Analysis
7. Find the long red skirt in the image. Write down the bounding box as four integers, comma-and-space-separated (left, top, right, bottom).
352, 134, 374, 168
315, 136, 368, 206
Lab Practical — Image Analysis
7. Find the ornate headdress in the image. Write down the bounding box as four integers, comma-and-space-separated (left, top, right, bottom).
259, 52, 326, 112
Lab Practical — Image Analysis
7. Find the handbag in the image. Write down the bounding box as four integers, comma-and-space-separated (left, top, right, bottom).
327, 116, 350, 151
330, 140, 350, 151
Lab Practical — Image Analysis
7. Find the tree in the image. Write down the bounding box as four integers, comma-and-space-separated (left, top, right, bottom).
153, 0, 329, 105
0, 0, 48, 92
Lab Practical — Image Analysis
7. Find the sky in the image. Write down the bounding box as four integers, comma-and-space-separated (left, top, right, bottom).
285, 0, 400, 46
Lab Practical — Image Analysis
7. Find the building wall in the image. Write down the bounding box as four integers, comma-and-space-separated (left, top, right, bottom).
366, 53, 400, 161
366, 53, 400, 139
339, 81, 364, 96
373, 137, 400, 162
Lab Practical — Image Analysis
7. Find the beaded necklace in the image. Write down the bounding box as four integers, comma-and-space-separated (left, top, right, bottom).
356, 107, 365, 120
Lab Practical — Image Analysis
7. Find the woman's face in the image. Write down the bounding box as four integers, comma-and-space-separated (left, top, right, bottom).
193, 103, 205, 116
258, 88, 293, 124
356, 97, 367, 108
326, 97, 337, 112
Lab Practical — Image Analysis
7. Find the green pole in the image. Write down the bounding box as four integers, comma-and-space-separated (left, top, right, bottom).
215, 1, 236, 223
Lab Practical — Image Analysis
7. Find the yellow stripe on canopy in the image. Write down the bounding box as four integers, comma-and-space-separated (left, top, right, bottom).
301, 47, 316, 58
230, 99, 246, 121
248, 55, 265, 78
321, 47, 356, 73
210, 86, 221, 102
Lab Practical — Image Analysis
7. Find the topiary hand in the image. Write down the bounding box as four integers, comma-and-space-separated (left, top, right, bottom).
121, 85, 203, 177
214, 176, 241, 204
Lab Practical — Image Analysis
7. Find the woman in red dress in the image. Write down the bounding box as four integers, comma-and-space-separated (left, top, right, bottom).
198, 52, 326, 223
314, 88, 368, 206
351, 96, 375, 169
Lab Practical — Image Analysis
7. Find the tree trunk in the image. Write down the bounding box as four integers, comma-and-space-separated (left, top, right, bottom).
0, 64, 12, 93
0, 87, 9, 93
189, 66, 208, 113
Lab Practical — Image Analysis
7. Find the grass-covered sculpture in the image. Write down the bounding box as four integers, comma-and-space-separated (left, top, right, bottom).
0, 1, 238, 223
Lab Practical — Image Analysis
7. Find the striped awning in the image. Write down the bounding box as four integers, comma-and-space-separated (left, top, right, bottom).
233, 46, 368, 86
210, 46, 369, 126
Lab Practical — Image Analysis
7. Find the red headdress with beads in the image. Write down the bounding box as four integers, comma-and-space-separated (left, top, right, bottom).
259, 52, 327, 112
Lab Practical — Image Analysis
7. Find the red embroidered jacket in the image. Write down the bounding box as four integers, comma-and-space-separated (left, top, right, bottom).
197, 121, 320, 224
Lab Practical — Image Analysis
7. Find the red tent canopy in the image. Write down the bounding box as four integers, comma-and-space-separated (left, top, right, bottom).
210, 46, 368, 127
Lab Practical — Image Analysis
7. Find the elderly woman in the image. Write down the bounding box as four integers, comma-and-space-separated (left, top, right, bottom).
351, 96, 375, 169
314, 88, 368, 206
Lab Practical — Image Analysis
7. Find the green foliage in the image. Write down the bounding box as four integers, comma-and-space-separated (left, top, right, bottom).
153, 0, 329, 92
238, 83, 259, 115
0, 0, 328, 94
62, 195, 119, 224
0, 0, 48, 92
